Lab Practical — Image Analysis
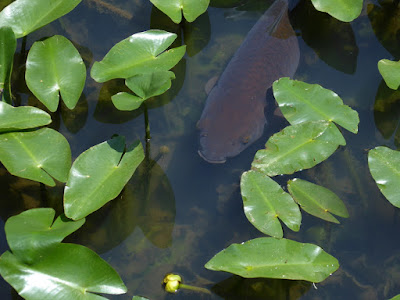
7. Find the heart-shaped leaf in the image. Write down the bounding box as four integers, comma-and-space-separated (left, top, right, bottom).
26, 35, 86, 112
90, 30, 185, 82
0, 128, 71, 186
252, 121, 345, 176
205, 237, 339, 283
0, 101, 51, 132
0, 0, 82, 38
0, 244, 127, 299
310, 0, 362, 22
149, 0, 209, 23
273, 78, 359, 133
378, 59, 400, 90
287, 178, 349, 223
5, 208, 85, 264
0, 26, 16, 102
368, 146, 400, 208
64, 136, 144, 220
240, 170, 301, 238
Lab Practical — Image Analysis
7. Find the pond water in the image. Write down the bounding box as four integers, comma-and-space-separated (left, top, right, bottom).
1, 0, 400, 299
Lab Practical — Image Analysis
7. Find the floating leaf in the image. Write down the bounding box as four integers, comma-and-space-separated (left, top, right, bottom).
112, 71, 175, 111
0, 128, 71, 186
240, 171, 301, 238
5, 208, 85, 264
287, 178, 349, 223
26, 35, 86, 112
149, 0, 209, 23
310, 0, 362, 22
0, 244, 127, 300
378, 59, 400, 90
205, 237, 339, 283
252, 121, 345, 177
91, 30, 186, 82
0, 101, 51, 132
389, 295, 400, 300
132, 297, 149, 300
0, 0, 82, 38
0, 26, 16, 102
64, 136, 144, 220
368, 146, 400, 208
111, 92, 144, 111
273, 78, 359, 133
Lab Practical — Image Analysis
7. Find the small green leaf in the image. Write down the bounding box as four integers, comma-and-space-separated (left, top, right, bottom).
287, 179, 349, 223
0, 26, 16, 102
132, 297, 149, 300
0, 128, 71, 186
111, 92, 144, 111
389, 295, 400, 300
5, 208, 85, 264
91, 30, 186, 82
0, 244, 127, 300
310, 0, 362, 22
240, 170, 301, 238
26, 35, 86, 112
0, 0, 82, 38
378, 59, 400, 90
149, 0, 209, 23
126, 71, 175, 99
368, 146, 400, 208
64, 136, 144, 220
252, 121, 345, 176
0, 101, 51, 132
273, 78, 359, 133
205, 237, 339, 283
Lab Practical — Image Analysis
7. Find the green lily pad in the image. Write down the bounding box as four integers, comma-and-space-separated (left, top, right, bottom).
0, 128, 71, 186
0, 244, 127, 300
368, 146, 400, 208
90, 30, 186, 83
273, 78, 359, 133
310, 0, 362, 22
287, 178, 349, 223
0, 26, 16, 102
64, 136, 144, 220
0, 101, 51, 132
205, 237, 339, 283
149, 0, 209, 23
26, 35, 86, 112
240, 170, 301, 238
389, 295, 400, 300
378, 59, 400, 90
5, 208, 85, 264
0, 0, 82, 38
111, 71, 176, 111
252, 121, 345, 177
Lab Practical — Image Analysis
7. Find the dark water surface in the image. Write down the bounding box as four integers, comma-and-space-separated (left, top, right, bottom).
1, 0, 400, 299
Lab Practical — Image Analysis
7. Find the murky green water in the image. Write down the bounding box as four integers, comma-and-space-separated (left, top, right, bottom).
1, 0, 400, 299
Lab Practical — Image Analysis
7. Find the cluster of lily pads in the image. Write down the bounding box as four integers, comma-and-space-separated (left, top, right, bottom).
1, 0, 400, 299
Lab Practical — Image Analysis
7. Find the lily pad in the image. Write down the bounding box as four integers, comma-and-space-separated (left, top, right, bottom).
378, 59, 400, 90
64, 136, 144, 220
273, 78, 359, 133
91, 30, 186, 83
287, 178, 349, 223
252, 121, 345, 177
0, 244, 127, 300
149, 0, 209, 23
112, 71, 176, 111
0, 128, 71, 186
5, 208, 85, 264
0, 26, 16, 102
240, 170, 301, 238
0, 101, 51, 132
26, 35, 86, 112
368, 146, 400, 208
310, 0, 362, 22
0, 0, 82, 38
205, 237, 339, 283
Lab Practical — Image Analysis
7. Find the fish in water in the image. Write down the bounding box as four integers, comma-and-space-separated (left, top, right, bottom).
197, 0, 300, 163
